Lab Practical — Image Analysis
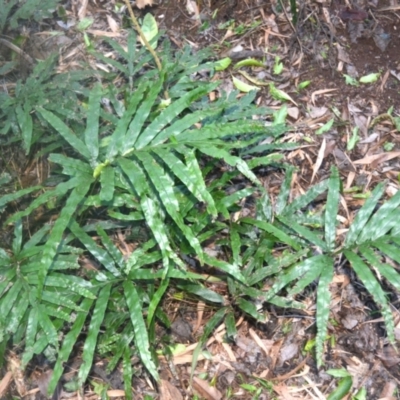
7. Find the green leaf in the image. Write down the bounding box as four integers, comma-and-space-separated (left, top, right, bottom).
325, 167, 340, 250
37, 305, 59, 348
327, 376, 352, 400
69, 220, 120, 277
326, 368, 351, 378
147, 277, 169, 327
16, 104, 33, 153
297, 80, 311, 90
316, 118, 334, 135
0, 279, 23, 325
204, 254, 246, 283
273, 56, 283, 75
232, 75, 259, 93
38, 108, 91, 160
7, 295, 29, 335
140, 13, 158, 49
38, 176, 93, 298
171, 147, 217, 216
360, 246, 400, 293
96, 226, 125, 268
359, 72, 380, 83
345, 183, 385, 247
99, 165, 114, 201
343, 74, 359, 86
344, 250, 395, 343
22, 306, 39, 364
347, 126, 360, 151
237, 298, 266, 321
0, 186, 41, 213
48, 298, 94, 396
315, 259, 334, 367
241, 217, 301, 251
106, 79, 150, 160
215, 57, 232, 71
281, 179, 329, 216
176, 282, 224, 303
191, 307, 227, 381
123, 347, 133, 400
84, 83, 102, 165
358, 188, 400, 242
78, 284, 111, 385
12, 219, 23, 255
224, 311, 237, 339
49, 153, 93, 176
234, 59, 265, 69
122, 77, 164, 153
269, 83, 297, 105
136, 84, 218, 149
276, 166, 294, 215
136, 152, 204, 263
123, 280, 159, 381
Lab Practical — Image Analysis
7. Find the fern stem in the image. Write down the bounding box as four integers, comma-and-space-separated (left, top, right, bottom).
122, 0, 169, 99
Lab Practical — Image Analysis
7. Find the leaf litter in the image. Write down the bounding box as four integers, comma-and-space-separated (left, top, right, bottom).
1, 0, 400, 398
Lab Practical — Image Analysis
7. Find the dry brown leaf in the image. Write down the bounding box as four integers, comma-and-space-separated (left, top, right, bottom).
287, 107, 300, 120
311, 138, 326, 183
7, 352, 26, 397
87, 30, 120, 37
160, 379, 184, 400
0, 371, 13, 398
249, 328, 270, 356
136, 0, 153, 8
186, 0, 200, 18
192, 377, 222, 400
77, 0, 89, 20
193, 300, 205, 334
107, 390, 126, 397
353, 151, 400, 165
311, 88, 338, 106
336, 43, 352, 64
308, 106, 328, 119
378, 380, 397, 399
106, 14, 120, 33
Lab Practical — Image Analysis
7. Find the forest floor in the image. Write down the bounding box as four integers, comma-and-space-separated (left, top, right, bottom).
1, 0, 400, 399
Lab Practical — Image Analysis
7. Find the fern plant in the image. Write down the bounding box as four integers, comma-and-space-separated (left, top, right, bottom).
233, 166, 400, 366
0, 32, 289, 397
